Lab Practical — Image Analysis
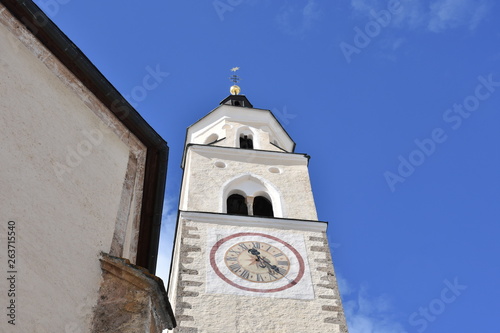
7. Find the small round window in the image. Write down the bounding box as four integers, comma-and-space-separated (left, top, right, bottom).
214, 161, 226, 168
268, 167, 281, 174
205, 133, 219, 144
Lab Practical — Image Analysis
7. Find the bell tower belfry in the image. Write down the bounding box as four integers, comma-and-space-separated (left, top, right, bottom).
167, 69, 348, 333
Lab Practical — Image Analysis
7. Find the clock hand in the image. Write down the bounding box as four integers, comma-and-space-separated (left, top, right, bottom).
248, 249, 288, 276
263, 258, 293, 281
248, 249, 294, 282
247, 249, 277, 269
258, 256, 283, 276
248, 249, 267, 268
263, 260, 296, 284
248, 248, 260, 256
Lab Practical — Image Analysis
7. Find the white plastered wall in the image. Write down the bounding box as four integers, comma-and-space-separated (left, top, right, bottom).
168, 216, 344, 333
186, 105, 295, 153
179, 146, 318, 221
0, 9, 147, 333
190, 120, 283, 152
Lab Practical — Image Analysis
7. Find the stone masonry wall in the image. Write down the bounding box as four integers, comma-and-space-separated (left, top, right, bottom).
169, 218, 348, 333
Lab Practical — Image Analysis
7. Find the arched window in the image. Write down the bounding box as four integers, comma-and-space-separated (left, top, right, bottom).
253, 196, 274, 217
222, 174, 283, 218
227, 194, 248, 215
240, 135, 253, 149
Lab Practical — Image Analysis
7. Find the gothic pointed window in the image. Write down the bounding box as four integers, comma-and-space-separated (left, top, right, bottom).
253, 196, 273, 217
240, 135, 253, 149
227, 194, 248, 215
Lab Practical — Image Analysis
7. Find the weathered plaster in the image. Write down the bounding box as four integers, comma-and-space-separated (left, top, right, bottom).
92, 253, 175, 332
0, 5, 149, 332
168, 219, 347, 333
180, 146, 317, 220
170, 87, 347, 331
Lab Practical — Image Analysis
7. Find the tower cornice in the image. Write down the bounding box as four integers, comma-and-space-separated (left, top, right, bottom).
178, 211, 328, 232
182, 143, 310, 169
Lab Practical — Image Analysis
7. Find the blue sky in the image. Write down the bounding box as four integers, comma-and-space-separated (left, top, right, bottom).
32, 0, 500, 332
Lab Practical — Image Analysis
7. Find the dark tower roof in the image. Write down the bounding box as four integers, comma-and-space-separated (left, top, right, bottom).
219, 94, 253, 108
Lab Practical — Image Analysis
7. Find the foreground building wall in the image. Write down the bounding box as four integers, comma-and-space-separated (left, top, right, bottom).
0, 1, 174, 331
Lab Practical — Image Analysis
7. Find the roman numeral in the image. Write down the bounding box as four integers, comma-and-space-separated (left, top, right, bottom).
265, 245, 272, 252
273, 253, 284, 258
225, 256, 237, 261
238, 243, 249, 251
251, 242, 261, 249
277, 260, 289, 266
229, 263, 241, 272
276, 267, 287, 275
256, 274, 264, 282
239, 270, 250, 279
228, 249, 240, 255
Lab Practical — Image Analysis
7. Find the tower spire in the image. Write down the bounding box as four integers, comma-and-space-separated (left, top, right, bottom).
229, 67, 241, 95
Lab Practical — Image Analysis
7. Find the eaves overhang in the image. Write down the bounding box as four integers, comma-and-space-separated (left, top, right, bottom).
179, 211, 328, 233
182, 143, 311, 170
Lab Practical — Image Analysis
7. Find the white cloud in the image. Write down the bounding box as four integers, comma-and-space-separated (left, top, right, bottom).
391, 37, 405, 50
469, 2, 491, 30
155, 196, 179, 284
350, 0, 492, 32
427, 0, 491, 32
338, 274, 354, 296
276, 0, 322, 37
391, 0, 426, 30
351, 0, 381, 16
339, 276, 408, 333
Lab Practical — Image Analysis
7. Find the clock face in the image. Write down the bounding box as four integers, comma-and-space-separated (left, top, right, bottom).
209, 232, 305, 293
224, 241, 290, 283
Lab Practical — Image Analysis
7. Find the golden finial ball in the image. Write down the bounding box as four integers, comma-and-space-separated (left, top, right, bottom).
230, 85, 241, 95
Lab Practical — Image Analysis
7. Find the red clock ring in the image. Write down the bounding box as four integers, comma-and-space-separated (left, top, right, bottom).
210, 232, 305, 293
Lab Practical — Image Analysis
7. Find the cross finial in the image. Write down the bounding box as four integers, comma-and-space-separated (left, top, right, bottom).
229, 67, 241, 95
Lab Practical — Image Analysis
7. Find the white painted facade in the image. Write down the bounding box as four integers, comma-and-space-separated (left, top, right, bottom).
180, 145, 317, 220
0, 5, 160, 332
184, 105, 295, 156
169, 97, 347, 332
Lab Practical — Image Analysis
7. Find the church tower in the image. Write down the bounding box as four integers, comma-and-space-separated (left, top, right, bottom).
167, 70, 348, 333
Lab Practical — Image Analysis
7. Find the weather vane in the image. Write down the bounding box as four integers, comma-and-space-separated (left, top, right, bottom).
229, 67, 241, 95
